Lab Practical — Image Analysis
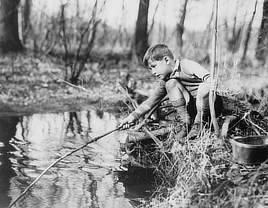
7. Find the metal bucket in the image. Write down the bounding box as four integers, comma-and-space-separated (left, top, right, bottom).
230, 136, 268, 165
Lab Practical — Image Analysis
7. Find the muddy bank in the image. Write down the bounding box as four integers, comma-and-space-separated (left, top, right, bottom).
0, 54, 140, 117
0, 83, 128, 117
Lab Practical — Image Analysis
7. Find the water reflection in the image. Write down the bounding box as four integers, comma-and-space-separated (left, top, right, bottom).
116, 167, 154, 206
0, 109, 152, 208
0, 116, 19, 208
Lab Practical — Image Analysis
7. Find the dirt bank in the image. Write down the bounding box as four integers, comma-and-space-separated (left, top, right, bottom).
0, 53, 135, 117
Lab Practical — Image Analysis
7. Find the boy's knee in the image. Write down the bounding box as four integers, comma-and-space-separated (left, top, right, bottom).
166, 79, 189, 102
197, 83, 209, 98
165, 79, 179, 92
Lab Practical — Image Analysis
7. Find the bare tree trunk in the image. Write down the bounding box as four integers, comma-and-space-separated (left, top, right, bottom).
205, 0, 215, 52
59, 3, 69, 80
0, 0, 23, 54
70, 0, 106, 84
256, 0, 268, 64
241, 0, 258, 61
133, 0, 150, 63
227, 0, 245, 53
22, 0, 31, 44
176, 0, 188, 57
148, 0, 160, 35
112, 0, 127, 49
71, 18, 100, 84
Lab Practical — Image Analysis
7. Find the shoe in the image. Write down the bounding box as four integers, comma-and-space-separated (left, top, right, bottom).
187, 123, 201, 140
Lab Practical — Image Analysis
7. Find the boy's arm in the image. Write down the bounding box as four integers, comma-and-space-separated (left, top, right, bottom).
131, 80, 167, 119
119, 80, 167, 129
180, 59, 211, 83
181, 59, 219, 90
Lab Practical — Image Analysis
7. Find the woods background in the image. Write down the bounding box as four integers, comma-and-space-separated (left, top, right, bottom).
0, 0, 267, 85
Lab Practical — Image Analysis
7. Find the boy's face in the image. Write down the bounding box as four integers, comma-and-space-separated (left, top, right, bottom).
148, 56, 173, 80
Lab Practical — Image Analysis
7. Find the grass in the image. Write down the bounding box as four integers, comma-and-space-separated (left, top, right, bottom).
134, 127, 268, 208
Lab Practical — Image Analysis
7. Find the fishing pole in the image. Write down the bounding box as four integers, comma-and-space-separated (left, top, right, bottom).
8, 127, 120, 208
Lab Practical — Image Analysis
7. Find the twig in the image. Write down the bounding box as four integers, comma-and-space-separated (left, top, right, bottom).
222, 112, 250, 135
135, 97, 168, 131
7, 127, 119, 208
249, 158, 268, 187
51, 73, 95, 94
221, 115, 238, 138
245, 117, 268, 135
143, 126, 163, 148
117, 84, 138, 110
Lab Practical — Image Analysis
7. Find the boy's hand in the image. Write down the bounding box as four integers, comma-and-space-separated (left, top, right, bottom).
208, 78, 218, 91
118, 115, 136, 130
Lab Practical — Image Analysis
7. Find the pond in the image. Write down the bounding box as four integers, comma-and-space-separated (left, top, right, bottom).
0, 109, 154, 208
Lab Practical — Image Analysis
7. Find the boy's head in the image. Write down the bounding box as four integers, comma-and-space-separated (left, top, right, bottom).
143, 44, 175, 80
143, 44, 174, 67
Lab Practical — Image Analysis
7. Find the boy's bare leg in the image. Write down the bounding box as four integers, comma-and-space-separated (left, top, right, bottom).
166, 79, 190, 104
187, 83, 210, 139
165, 79, 191, 139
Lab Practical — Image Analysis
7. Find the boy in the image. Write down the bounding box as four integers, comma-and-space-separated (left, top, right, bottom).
119, 44, 223, 139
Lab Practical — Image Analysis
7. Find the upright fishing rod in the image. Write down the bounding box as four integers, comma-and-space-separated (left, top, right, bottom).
209, 0, 220, 136
8, 127, 120, 208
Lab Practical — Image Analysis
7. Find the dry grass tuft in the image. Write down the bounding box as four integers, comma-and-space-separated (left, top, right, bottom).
134, 123, 268, 208
125, 101, 268, 207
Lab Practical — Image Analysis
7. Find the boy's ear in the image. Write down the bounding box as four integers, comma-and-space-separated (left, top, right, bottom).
164, 56, 171, 64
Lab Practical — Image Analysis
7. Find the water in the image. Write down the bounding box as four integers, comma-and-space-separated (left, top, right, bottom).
0, 109, 153, 208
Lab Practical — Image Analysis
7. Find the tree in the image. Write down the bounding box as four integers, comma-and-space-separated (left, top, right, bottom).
133, 0, 150, 62
241, 0, 258, 61
176, 0, 188, 57
21, 0, 32, 44
226, 0, 246, 54
0, 0, 23, 54
256, 0, 268, 64
58, 0, 106, 84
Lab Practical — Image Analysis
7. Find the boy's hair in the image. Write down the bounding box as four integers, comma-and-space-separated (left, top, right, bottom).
143, 44, 174, 66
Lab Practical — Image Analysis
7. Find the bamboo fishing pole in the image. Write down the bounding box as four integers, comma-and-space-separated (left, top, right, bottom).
209, 0, 220, 136
7, 127, 120, 208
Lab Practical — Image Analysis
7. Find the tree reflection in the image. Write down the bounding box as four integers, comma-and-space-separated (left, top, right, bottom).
116, 167, 154, 202
1, 109, 134, 208
66, 112, 82, 135
0, 116, 20, 208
